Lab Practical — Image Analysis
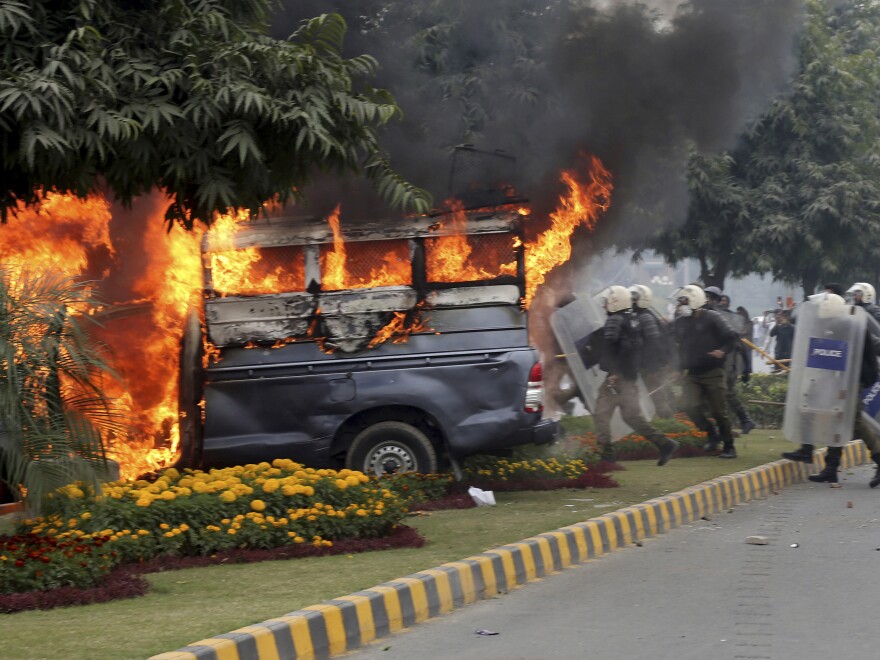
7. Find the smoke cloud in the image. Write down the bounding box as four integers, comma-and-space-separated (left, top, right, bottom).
272, 0, 804, 244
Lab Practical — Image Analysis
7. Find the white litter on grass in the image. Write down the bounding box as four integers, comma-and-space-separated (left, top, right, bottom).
468, 487, 496, 507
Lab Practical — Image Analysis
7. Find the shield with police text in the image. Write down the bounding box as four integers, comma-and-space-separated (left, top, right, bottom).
783, 300, 867, 447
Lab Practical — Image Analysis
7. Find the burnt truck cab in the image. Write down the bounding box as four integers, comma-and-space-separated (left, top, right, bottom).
177, 205, 557, 475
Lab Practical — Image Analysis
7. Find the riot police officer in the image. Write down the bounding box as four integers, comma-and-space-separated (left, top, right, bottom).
594, 286, 678, 465
672, 284, 741, 458
628, 284, 676, 418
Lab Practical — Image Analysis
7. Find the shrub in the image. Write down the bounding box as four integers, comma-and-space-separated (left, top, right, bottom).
737, 373, 787, 428
376, 472, 454, 505
0, 533, 118, 594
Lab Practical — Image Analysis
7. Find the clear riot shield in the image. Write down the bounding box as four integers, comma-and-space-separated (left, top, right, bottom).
550, 293, 655, 439
783, 301, 867, 447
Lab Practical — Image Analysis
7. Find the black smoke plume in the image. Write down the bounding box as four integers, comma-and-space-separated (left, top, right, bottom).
272, 0, 804, 248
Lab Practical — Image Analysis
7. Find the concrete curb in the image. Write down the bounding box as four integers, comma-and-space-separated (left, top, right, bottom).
151, 442, 870, 660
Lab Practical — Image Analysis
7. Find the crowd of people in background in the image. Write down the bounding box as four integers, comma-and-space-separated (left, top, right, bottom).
577, 279, 880, 489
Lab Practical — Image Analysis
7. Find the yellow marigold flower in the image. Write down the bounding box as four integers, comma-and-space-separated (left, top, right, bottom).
163, 467, 180, 480
356, 509, 367, 517
136, 498, 151, 507
227, 528, 237, 535
281, 485, 296, 497
138, 529, 150, 536
159, 523, 170, 530
250, 499, 267, 512
335, 479, 348, 490
163, 532, 174, 538
220, 518, 230, 525
303, 486, 314, 496
219, 491, 237, 503
345, 475, 360, 487
373, 509, 383, 515
262, 479, 279, 494
81, 512, 92, 520
134, 479, 149, 488
307, 515, 317, 521
179, 523, 190, 532
161, 491, 176, 501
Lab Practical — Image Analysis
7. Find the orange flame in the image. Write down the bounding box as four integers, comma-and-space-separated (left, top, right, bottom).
425, 200, 518, 283
0, 192, 204, 480
523, 156, 613, 305
208, 210, 304, 296
322, 205, 347, 290
319, 206, 410, 290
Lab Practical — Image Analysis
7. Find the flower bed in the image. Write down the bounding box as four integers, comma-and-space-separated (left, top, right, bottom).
32, 460, 409, 562
5, 460, 414, 600
462, 456, 618, 490
0, 533, 118, 594
559, 414, 708, 462
0, 525, 423, 614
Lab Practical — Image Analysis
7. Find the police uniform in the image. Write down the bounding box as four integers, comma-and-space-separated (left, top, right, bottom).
595, 308, 678, 465
674, 307, 741, 457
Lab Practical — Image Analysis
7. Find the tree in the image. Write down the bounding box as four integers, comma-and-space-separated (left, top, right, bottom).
645, 149, 754, 289
0, 267, 119, 509
744, 0, 880, 296
0, 1, 430, 228
640, 0, 880, 296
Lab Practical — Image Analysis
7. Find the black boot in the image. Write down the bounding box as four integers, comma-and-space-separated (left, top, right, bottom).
741, 418, 756, 435
809, 465, 838, 484
783, 444, 814, 464
703, 428, 721, 454
718, 444, 737, 459
809, 448, 841, 484
870, 454, 880, 489
600, 443, 615, 462
657, 438, 679, 466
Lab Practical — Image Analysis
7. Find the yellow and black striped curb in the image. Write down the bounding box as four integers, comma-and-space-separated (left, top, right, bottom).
152, 442, 869, 660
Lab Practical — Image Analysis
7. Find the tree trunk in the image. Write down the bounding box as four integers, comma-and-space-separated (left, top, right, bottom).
801, 272, 819, 301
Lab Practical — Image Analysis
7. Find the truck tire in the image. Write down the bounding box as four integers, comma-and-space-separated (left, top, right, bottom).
346, 421, 438, 475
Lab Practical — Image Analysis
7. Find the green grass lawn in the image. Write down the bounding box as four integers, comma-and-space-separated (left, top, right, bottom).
0, 430, 793, 660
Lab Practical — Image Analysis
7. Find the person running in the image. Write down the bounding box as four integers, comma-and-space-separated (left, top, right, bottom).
628, 284, 676, 418
593, 285, 678, 465
672, 284, 741, 458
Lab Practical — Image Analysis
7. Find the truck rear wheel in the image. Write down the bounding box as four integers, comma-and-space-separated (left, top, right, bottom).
346, 421, 438, 475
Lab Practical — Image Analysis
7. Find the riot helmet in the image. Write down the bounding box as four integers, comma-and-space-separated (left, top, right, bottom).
600, 285, 632, 313
628, 284, 653, 309
846, 282, 876, 305
673, 284, 707, 310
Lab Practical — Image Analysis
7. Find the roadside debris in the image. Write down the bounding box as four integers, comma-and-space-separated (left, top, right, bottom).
790, 543, 799, 548
475, 629, 499, 636
847, 501, 853, 508
746, 535, 769, 545
468, 487, 496, 507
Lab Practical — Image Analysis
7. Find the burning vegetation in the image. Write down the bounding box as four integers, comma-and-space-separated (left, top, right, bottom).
0, 156, 612, 480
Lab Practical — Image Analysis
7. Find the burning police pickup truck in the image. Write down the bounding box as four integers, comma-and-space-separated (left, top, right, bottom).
176, 203, 558, 475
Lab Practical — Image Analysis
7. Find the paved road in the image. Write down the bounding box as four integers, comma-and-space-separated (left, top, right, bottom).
353, 465, 880, 660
